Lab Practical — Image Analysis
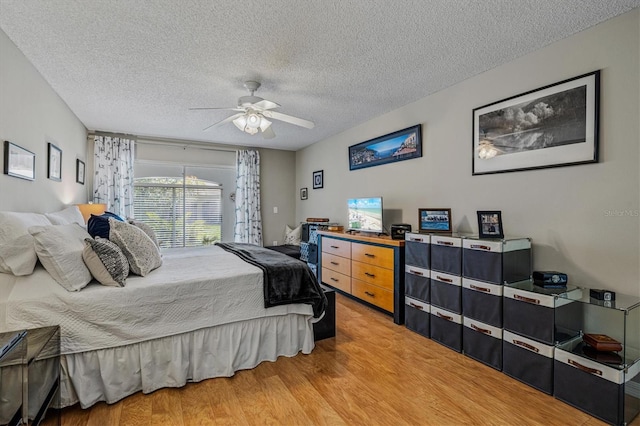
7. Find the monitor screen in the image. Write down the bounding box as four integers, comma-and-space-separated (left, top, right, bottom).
348, 197, 383, 233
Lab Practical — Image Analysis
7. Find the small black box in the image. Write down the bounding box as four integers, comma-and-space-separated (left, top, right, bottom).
589, 288, 616, 301
314, 285, 335, 341
391, 224, 411, 240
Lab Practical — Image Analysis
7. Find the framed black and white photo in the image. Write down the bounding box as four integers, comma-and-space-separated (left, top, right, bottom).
300, 187, 308, 200
418, 208, 452, 234
477, 211, 504, 239
3, 140, 35, 181
349, 124, 422, 171
313, 170, 323, 189
76, 159, 85, 184
472, 71, 600, 175
47, 142, 62, 181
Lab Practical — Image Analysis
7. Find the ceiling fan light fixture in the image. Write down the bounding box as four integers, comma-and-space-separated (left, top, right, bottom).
246, 111, 261, 129
259, 117, 272, 132
233, 115, 247, 131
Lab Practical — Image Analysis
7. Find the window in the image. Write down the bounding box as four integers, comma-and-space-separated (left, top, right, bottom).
134, 176, 222, 248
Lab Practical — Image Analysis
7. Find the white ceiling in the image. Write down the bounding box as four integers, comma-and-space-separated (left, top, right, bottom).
1, 1, 638, 151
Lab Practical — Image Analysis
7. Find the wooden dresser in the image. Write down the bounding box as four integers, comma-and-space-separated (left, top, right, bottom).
318, 231, 405, 324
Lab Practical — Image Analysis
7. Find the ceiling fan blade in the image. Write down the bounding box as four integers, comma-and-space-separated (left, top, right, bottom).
252, 99, 280, 110
203, 113, 244, 131
190, 107, 244, 111
261, 126, 276, 139
263, 111, 315, 129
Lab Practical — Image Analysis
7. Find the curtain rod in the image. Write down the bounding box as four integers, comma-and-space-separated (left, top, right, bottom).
136, 138, 245, 153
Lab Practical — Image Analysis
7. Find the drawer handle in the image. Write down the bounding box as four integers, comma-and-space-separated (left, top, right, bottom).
330, 277, 339, 282
470, 244, 491, 251
409, 270, 424, 276
568, 359, 602, 377
470, 323, 491, 335
364, 272, 376, 278
436, 312, 453, 321
330, 261, 339, 265
514, 294, 540, 305
436, 275, 453, 283
409, 238, 424, 242
470, 284, 490, 293
364, 291, 375, 297
409, 302, 423, 310
330, 245, 340, 249
364, 253, 375, 258
436, 240, 453, 246
513, 340, 539, 353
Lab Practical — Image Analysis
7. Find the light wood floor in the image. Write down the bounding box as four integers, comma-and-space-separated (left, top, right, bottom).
50, 294, 637, 426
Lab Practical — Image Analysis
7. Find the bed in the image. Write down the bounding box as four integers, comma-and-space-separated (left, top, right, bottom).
0, 240, 326, 409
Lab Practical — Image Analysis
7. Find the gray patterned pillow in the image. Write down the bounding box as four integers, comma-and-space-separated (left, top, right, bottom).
82, 237, 129, 287
109, 218, 162, 276
128, 219, 160, 248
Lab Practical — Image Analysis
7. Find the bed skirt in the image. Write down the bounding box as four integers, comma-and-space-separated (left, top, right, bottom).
60, 313, 315, 408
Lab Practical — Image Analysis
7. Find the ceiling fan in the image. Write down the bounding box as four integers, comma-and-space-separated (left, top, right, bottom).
190, 81, 314, 139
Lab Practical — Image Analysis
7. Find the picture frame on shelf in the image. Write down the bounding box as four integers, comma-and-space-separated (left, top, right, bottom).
418, 208, 452, 234
76, 159, 85, 184
300, 187, 308, 200
472, 70, 600, 175
47, 142, 62, 181
349, 124, 422, 171
477, 210, 504, 239
313, 170, 323, 189
3, 140, 35, 181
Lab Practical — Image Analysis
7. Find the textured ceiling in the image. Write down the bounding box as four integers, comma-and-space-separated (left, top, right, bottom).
1, 1, 638, 151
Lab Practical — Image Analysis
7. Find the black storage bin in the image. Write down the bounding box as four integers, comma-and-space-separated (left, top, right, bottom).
430, 236, 462, 275
503, 283, 583, 345
554, 342, 637, 426
462, 317, 502, 370
301, 223, 310, 243
462, 278, 503, 328
307, 243, 318, 264
430, 272, 461, 314
405, 266, 430, 303
502, 330, 554, 394
462, 237, 531, 285
405, 233, 430, 269
313, 285, 335, 340
405, 297, 430, 338
430, 306, 462, 352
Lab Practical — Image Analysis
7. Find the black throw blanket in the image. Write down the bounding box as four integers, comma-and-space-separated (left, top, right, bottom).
216, 242, 327, 318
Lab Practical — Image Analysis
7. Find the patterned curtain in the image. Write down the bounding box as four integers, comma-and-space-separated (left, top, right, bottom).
93, 135, 135, 218
234, 150, 262, 245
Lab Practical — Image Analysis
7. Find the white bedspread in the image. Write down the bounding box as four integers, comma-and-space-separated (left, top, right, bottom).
0, 245, 313, 354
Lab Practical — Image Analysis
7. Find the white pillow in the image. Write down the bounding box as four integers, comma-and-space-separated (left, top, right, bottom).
284, 224, 302, 246
0, 212, 52, 275
45, 206, 85, 226
29, 224, 92, 291
109, 219, 162, 276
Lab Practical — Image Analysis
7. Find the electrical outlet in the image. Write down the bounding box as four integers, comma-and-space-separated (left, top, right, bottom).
273, 241, 278, 245
273, 206, 278, 214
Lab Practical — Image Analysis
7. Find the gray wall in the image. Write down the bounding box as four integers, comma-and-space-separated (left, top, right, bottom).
0, 29, 88, 212
296, 10, 640, 296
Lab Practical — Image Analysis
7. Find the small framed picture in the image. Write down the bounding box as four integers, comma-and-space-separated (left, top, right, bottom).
76, 159, 85, 184
47, 142, 62, 181
418, 208, 452, 234
313, 170, 323, 189
4, 140, 35, 181
477, 211, 504, 239
300, 187, 308, 200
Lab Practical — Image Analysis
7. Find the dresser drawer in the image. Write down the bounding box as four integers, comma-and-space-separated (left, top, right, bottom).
351, 260, 394, 291
321, 267, 351, 293
322, 252, 351, 276
322, 237, 351, 258
351, 278, 394, 312
351, 243, 393, 269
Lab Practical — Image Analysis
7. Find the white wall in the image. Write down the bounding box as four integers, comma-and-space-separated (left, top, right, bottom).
296, 10, 640, 296
0, 29, 87, 212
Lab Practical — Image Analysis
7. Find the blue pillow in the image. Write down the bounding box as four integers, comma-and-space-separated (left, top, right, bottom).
87, 212, 124, 239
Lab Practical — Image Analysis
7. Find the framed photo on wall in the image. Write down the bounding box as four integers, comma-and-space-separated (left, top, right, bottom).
472, 70, 600, 175
313, 170, 323, 189
300, 187, 308, 200
477, 211, 504, 239
418, 208, 452, 234
349, 124, 422, 171
76, 159, 85, 184
47, 142, 62, 181
3, 140, 35, 181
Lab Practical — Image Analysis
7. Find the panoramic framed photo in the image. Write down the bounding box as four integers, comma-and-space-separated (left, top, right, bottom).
418, 208, 452, 234
300, 187, 308, 200
477, 210, 504, 239
76, 159, 85, 184
3, 140, 35, 181
313, 170, 323, 189
47, 142, 62, 181
349, 124, 422, 171
472, 70, 600, 175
